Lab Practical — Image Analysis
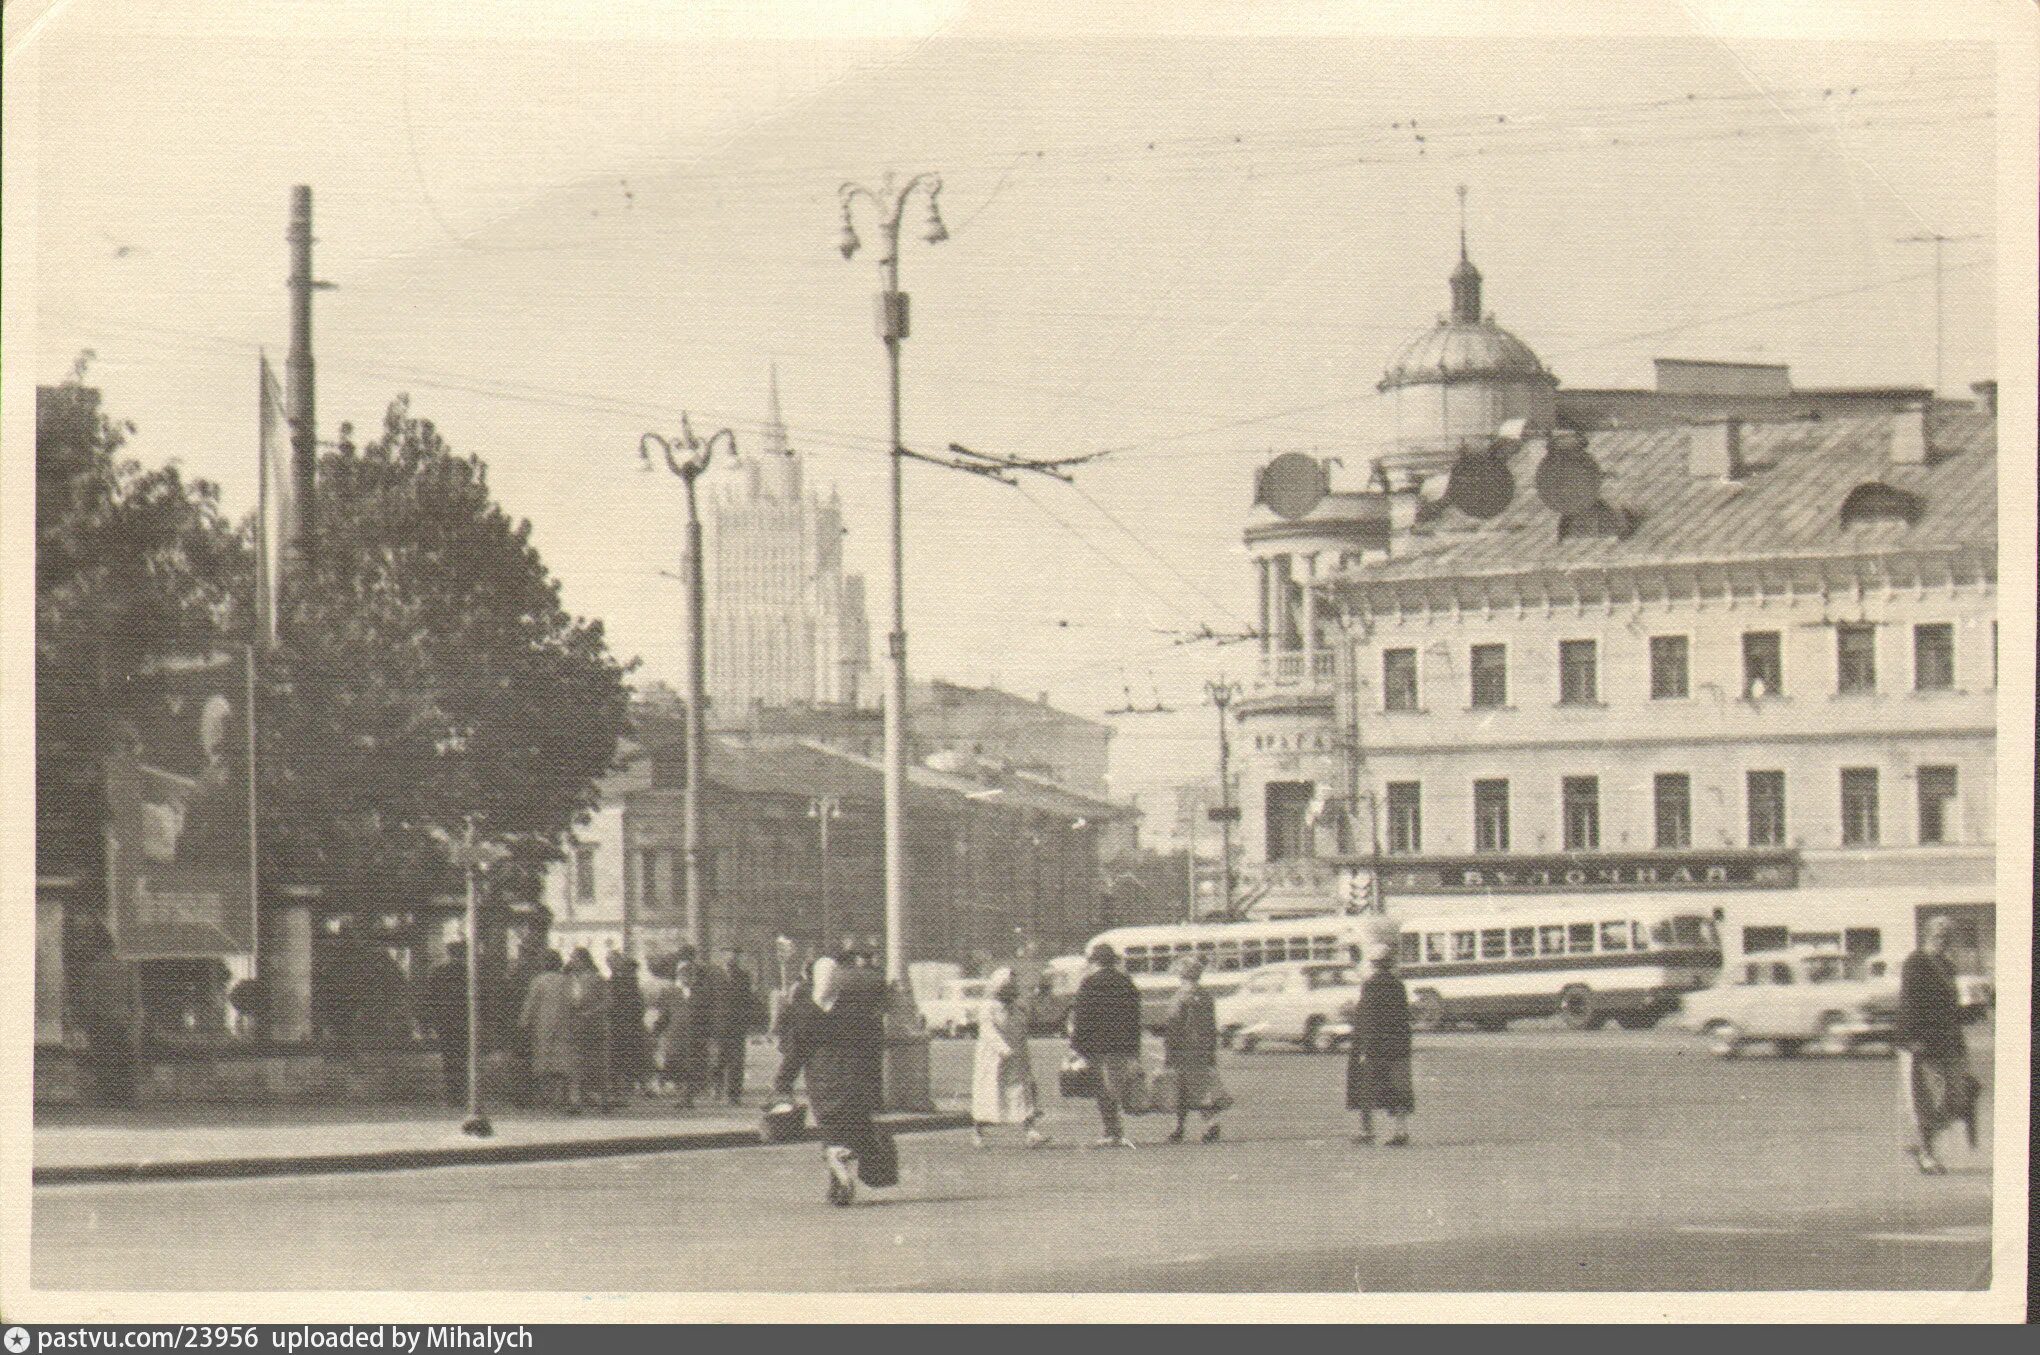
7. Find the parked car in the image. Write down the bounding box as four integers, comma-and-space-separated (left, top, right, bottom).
1676, 948, 1900, 1058
918, 978, 989, 1037
1214, 960, 1362, 1053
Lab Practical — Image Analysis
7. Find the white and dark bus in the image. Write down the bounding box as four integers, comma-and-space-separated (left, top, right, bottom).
1081, 917, 1378, 1024
1395, 903, 1723, 1031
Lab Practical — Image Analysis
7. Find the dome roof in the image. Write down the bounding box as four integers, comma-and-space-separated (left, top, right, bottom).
1379, 318, 1553, 392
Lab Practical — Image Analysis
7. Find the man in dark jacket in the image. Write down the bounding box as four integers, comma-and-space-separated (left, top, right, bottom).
710, 950, 756, 1105
776, 957, 890, 1204
423, 943, 471, 1106
1069, 943, 1144, 1147
1894, 916, 1977, 1174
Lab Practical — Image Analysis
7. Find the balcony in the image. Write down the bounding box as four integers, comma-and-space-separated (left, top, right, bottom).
1259, 649, 1338, 688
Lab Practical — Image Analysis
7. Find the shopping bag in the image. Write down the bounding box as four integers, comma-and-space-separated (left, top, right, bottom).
857, 1127, 899, 1187
759, 1101, 807, 1144
1059, 1053, 1100, 1099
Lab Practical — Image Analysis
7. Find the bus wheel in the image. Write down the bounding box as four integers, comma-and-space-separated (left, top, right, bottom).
1558, 985, 1603, 1031
1411, 990, 1446, 1032
1237, 1032, 1260, 1054
1300, 1018, 1329, 1053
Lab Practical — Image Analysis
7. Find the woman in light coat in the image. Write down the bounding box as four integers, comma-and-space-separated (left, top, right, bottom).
970, 968, 1047, 1148
518, 950, 572, 1108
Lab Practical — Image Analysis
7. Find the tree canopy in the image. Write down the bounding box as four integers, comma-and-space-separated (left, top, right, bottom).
36, 369, 632, 920
256, 396, 632, 913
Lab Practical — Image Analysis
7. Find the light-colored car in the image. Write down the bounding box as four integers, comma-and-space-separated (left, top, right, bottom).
1215, 961, 1362, 1053
918, 978, 989, 1038
1676, 948, 1899, 1058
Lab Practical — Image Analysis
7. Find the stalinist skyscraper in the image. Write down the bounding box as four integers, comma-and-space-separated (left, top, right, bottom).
706, 368, 871, 717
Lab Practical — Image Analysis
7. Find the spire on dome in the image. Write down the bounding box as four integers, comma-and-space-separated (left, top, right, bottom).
1449, 185, 1483, 324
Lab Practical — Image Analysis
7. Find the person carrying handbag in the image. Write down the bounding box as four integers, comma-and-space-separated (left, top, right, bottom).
1068, 943, 1145, 1148
1345, 941, 1415, 1146
1157, 957, 1231, 1143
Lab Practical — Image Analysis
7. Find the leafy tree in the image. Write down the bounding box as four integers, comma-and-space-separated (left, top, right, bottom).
257, 396, 632, 916
35, 360, 246, 886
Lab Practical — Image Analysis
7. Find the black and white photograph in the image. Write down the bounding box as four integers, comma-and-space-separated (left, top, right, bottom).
2, 0, 2031, 1324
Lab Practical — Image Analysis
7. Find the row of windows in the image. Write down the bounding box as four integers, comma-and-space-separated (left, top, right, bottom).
1121, 934, 1344, 975
1379, 765, 1962, 853
1379, 621, 1981, 712
1402, 916, 1709, 967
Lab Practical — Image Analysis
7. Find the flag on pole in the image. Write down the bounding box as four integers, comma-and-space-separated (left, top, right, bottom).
255, 352, 292, 647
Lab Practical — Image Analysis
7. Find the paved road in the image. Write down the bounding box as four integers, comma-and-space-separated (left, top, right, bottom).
32, 1028, 1993, 1292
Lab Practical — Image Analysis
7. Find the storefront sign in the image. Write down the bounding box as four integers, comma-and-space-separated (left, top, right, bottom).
1365, 851, 1798, 895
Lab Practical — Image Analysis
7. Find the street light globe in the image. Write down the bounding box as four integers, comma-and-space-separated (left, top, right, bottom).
838, 211, 861, 260
922, 192, 949, 245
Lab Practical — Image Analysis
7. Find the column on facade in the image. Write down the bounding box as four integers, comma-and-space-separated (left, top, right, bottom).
1257, 557, 1272, 655
1301, 553, 1318, 674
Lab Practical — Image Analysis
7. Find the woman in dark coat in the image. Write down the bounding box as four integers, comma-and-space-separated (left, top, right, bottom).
774, 956, 890, 1205
563, 948, 611, 1112
1345, 941, 1415, 1145
607, 954, 649, 1100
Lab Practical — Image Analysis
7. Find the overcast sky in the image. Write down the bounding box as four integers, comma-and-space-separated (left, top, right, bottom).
12, 0, 2004, 828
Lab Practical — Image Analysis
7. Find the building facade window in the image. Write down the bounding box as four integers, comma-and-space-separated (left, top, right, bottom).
1836, 623, 1877, 693
1914, 623, 1954, 691
1840, 767, 1880, 846
1917, 765, 1959, 845
1743, 630, 1783, 698
1382, 648, 1419, 712
1746, 770, 1786, 848
1470, 644, 1508, 709
1473, 778, 1510, 853
1385, 781, 1422, 855
1653, 773, 1692, 849
574, 846, 596, 902
1649, 635, 1689, 700
1558, 640, 1599, 705
1562, 776, 1600, 851
1264, 781, 1315, 862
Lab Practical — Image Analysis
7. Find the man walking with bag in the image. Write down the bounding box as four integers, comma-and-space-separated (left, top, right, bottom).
1069, 943, 1144, 1148
1895, 915, 1981, 1175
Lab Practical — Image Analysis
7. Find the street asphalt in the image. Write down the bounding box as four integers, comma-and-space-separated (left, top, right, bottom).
30, 1026, 1995, 1293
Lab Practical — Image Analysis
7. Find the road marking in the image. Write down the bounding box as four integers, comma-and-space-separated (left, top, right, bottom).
1860, 1227, 1989, 1245
1675, 1224, 1795, 1236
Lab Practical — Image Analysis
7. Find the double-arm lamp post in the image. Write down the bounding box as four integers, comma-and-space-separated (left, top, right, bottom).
641, 417, 737, 953
836, 172, 947, 988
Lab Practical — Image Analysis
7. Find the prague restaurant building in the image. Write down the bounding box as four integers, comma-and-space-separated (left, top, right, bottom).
1232, 222, 1997, 978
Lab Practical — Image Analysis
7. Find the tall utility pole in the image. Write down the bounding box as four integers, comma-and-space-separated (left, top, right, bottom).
808, 795, 842, 953
641, 417, 737, 953
1896, 231, 1977, 395
837, 172, 949, 987
1204, 679, 1241, 918
285, 185, 333, 557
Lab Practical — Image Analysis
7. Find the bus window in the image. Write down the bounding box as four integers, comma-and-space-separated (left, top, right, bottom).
1451, 931, 1477, 962
1631, 921, 1648, 950
1480, 929, 1507, 959
1425, 933, 1446, 964
1509, 927, 1536, 958
1568, 923, 1596, 955
1539, 925, 1566, 956
1312, 936, 1338, 960
1670, 917, 1709, 947
1399, 934, 1421, 966
1599, 921, 1629, 951
1175, 942, 1195, 956
1240, 942, 1262, 969
1195, 942, 1216, 956
1650, 920, 1674, 947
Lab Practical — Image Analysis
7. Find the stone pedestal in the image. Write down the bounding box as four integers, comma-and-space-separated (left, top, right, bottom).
257, 904, 313, 1042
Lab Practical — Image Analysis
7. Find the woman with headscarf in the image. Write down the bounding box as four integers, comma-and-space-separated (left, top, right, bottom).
774, 955, 891, 1205
563, 948, 611, 1112
970, 967, 1047, 1148
1159, 956, 1230, 1143
1345, 940, 1415, 1145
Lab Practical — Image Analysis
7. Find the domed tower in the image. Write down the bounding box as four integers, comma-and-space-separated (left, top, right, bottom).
1377, 189, 1556, 485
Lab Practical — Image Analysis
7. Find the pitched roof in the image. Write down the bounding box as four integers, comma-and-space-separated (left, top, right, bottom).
1335, 408, 1994, 588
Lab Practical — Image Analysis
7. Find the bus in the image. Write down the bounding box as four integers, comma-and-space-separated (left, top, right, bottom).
1081, 917, 1380, 1025
1395, 903, 1722, 1031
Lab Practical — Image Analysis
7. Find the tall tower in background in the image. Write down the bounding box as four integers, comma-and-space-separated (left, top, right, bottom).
706, 368, 872, 718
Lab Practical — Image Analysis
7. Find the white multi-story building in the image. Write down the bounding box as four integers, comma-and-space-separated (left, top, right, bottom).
1234, 216, 1997, 978
706, 369, 871, 717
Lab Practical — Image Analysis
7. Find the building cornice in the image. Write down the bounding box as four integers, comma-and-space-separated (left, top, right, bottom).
1327, 545, 1995, 621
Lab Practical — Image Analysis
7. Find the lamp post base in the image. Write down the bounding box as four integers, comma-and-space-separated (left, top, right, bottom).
460, 1115, 494, 1139
882, 984, 934, 1113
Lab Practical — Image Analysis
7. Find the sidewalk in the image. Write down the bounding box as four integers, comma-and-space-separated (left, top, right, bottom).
33, 1098, 970, 1186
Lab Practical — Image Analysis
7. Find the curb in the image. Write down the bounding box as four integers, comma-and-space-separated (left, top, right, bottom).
33, 1111, 972, 1187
